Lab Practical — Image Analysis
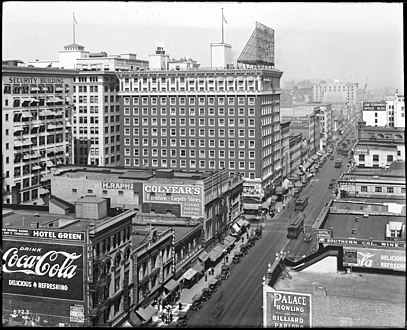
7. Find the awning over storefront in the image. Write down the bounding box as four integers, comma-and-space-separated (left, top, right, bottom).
231, 223, 241, 234
192, 263, 205, 274
311, 155, 319, 162
135, 305, 158, 323
303, 161, 313, 170
294, 181, 302, 188
223, 235, 236, 249
164, 279, 180, 292
209, 247, 224, 262
316, 151, 324, 156
197, 250, 210, 263
287, 176, 300, 182
270, 195, 278, 201
46, 160, 55, 167
275, 186, 284, 194
182, 268, 198, 281
242, 203, 260, 210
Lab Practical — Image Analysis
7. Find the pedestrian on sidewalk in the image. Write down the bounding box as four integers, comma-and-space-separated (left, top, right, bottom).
205, 273, 208, 281
179, 302, 182, 311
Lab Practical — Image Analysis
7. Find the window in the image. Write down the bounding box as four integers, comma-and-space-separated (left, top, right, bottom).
372, 154, 379, 162
375, 187, 382, 193
359, 155, 365, 161
387, 187, 394, 194
361, 186, 368, 192
387, 155, 393, 162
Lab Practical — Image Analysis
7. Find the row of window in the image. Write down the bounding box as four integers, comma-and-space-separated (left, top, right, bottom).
123, 137, 256, 148
123, 106, 256, 117
124, 148, 256, 159
124, 116, 256, 127
123, 96, 256, 106
3, 84, 69, 94
359, 154, 394, 162
124, 157, 256, 174
360, 186, 405, 194
124, 127, 256, 138
94, 226, 132, 257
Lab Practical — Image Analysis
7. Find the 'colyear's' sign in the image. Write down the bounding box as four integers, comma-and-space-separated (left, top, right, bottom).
143, 183, 204, 217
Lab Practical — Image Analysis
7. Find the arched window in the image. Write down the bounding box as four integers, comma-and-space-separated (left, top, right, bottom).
114, 252, 121, 268
103, 258, 112, 275
124, 246, 131, 261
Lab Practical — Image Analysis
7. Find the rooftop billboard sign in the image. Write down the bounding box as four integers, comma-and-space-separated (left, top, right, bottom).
2, 228, 85, 241
2, 239, 85, 301
263, 288, 312, 328
318, 237, 406, 249
143, 183, 204, 217
343, 247, 405, 271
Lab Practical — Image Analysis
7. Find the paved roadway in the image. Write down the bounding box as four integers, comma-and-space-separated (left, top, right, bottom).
187, 153, 351, 328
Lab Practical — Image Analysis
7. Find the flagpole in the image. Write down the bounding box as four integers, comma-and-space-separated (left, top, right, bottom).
73, 12, 76, 44
221, 8, 224, 44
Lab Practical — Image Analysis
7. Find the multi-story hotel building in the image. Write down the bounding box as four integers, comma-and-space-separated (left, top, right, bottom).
116, 67, 283, 197
2, 65, 77, 205
313, 80, 359, 105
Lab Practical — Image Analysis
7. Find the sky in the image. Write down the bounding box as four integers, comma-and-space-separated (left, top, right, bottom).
2, 1, 404, 90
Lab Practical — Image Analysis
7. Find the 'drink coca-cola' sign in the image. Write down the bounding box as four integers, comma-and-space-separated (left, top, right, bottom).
2, 240, 84, 301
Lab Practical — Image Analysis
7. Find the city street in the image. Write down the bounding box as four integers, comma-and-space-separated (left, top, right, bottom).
187, 154, 350, 327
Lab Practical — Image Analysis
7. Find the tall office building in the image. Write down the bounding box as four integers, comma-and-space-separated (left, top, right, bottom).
27, 42, 149, 167
2, 65, 77, 205
71, 71, 122, 166
117, 22, 283, 198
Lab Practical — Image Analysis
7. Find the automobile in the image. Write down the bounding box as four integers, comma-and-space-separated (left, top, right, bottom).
330, 155, 335, 160
176, 311, 188, 328
233, 251, 242, 263
209, 278, 220, 292
202, 287, 212, 301
240, 243, 248, 255
190, 294, 203, 311
220, 265, 230, 280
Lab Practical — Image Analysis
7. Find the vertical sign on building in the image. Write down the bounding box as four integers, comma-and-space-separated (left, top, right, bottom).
132, 252, 138, 307
263, 287, 312, 328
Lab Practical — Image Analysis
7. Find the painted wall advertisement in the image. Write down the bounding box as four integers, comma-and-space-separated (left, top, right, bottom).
2, 239, 85, 301
343, 247, 405, 271
143, 183, 204, 217
264, 289, 312, 328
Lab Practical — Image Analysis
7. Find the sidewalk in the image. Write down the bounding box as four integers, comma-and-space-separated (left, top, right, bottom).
152, 230, 257, 327
179, 229, 256, 306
